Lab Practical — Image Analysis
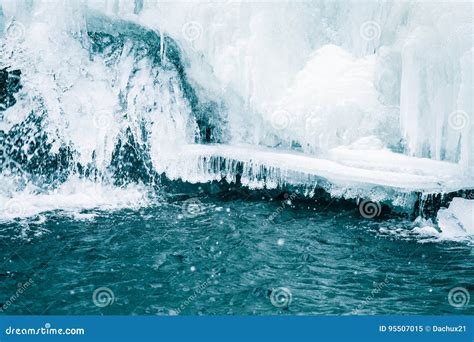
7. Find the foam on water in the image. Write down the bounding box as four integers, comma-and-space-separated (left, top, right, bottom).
0, 175, 151, 221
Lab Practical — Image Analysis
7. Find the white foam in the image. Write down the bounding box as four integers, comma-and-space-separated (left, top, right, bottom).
0, 176, 151, 221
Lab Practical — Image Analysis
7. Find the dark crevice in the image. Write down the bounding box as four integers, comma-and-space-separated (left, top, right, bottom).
0, 67, 22, 112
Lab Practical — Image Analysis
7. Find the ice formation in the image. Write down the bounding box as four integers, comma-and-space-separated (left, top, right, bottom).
437, 198, 474, 238
0, 175, 151, 220
0, 0, 473, 219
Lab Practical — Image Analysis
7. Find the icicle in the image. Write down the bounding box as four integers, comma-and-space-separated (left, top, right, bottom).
160, 30, 165, 63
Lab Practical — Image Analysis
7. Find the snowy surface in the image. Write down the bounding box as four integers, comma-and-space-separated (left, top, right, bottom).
156, 143, 473, 196
437, 198, 474, 238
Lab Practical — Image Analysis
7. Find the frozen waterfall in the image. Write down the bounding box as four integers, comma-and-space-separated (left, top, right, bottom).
0, 0, 473, 220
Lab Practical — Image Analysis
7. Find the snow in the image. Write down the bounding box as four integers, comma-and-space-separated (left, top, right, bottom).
271, 45, 387, 152
154, 143, 474, 205
437, 198, 474, 238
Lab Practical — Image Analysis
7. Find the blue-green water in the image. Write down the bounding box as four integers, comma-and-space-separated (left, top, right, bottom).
0, 193, 473, 315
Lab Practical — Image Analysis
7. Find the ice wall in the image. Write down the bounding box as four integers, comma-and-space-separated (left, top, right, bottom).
1, 0, 473, 188
99, 0, 471, 170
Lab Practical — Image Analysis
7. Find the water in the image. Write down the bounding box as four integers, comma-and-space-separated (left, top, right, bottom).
1, 191, 473, 315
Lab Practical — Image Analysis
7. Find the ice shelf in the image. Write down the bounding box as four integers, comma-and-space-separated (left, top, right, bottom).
157, 144, 474, 197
